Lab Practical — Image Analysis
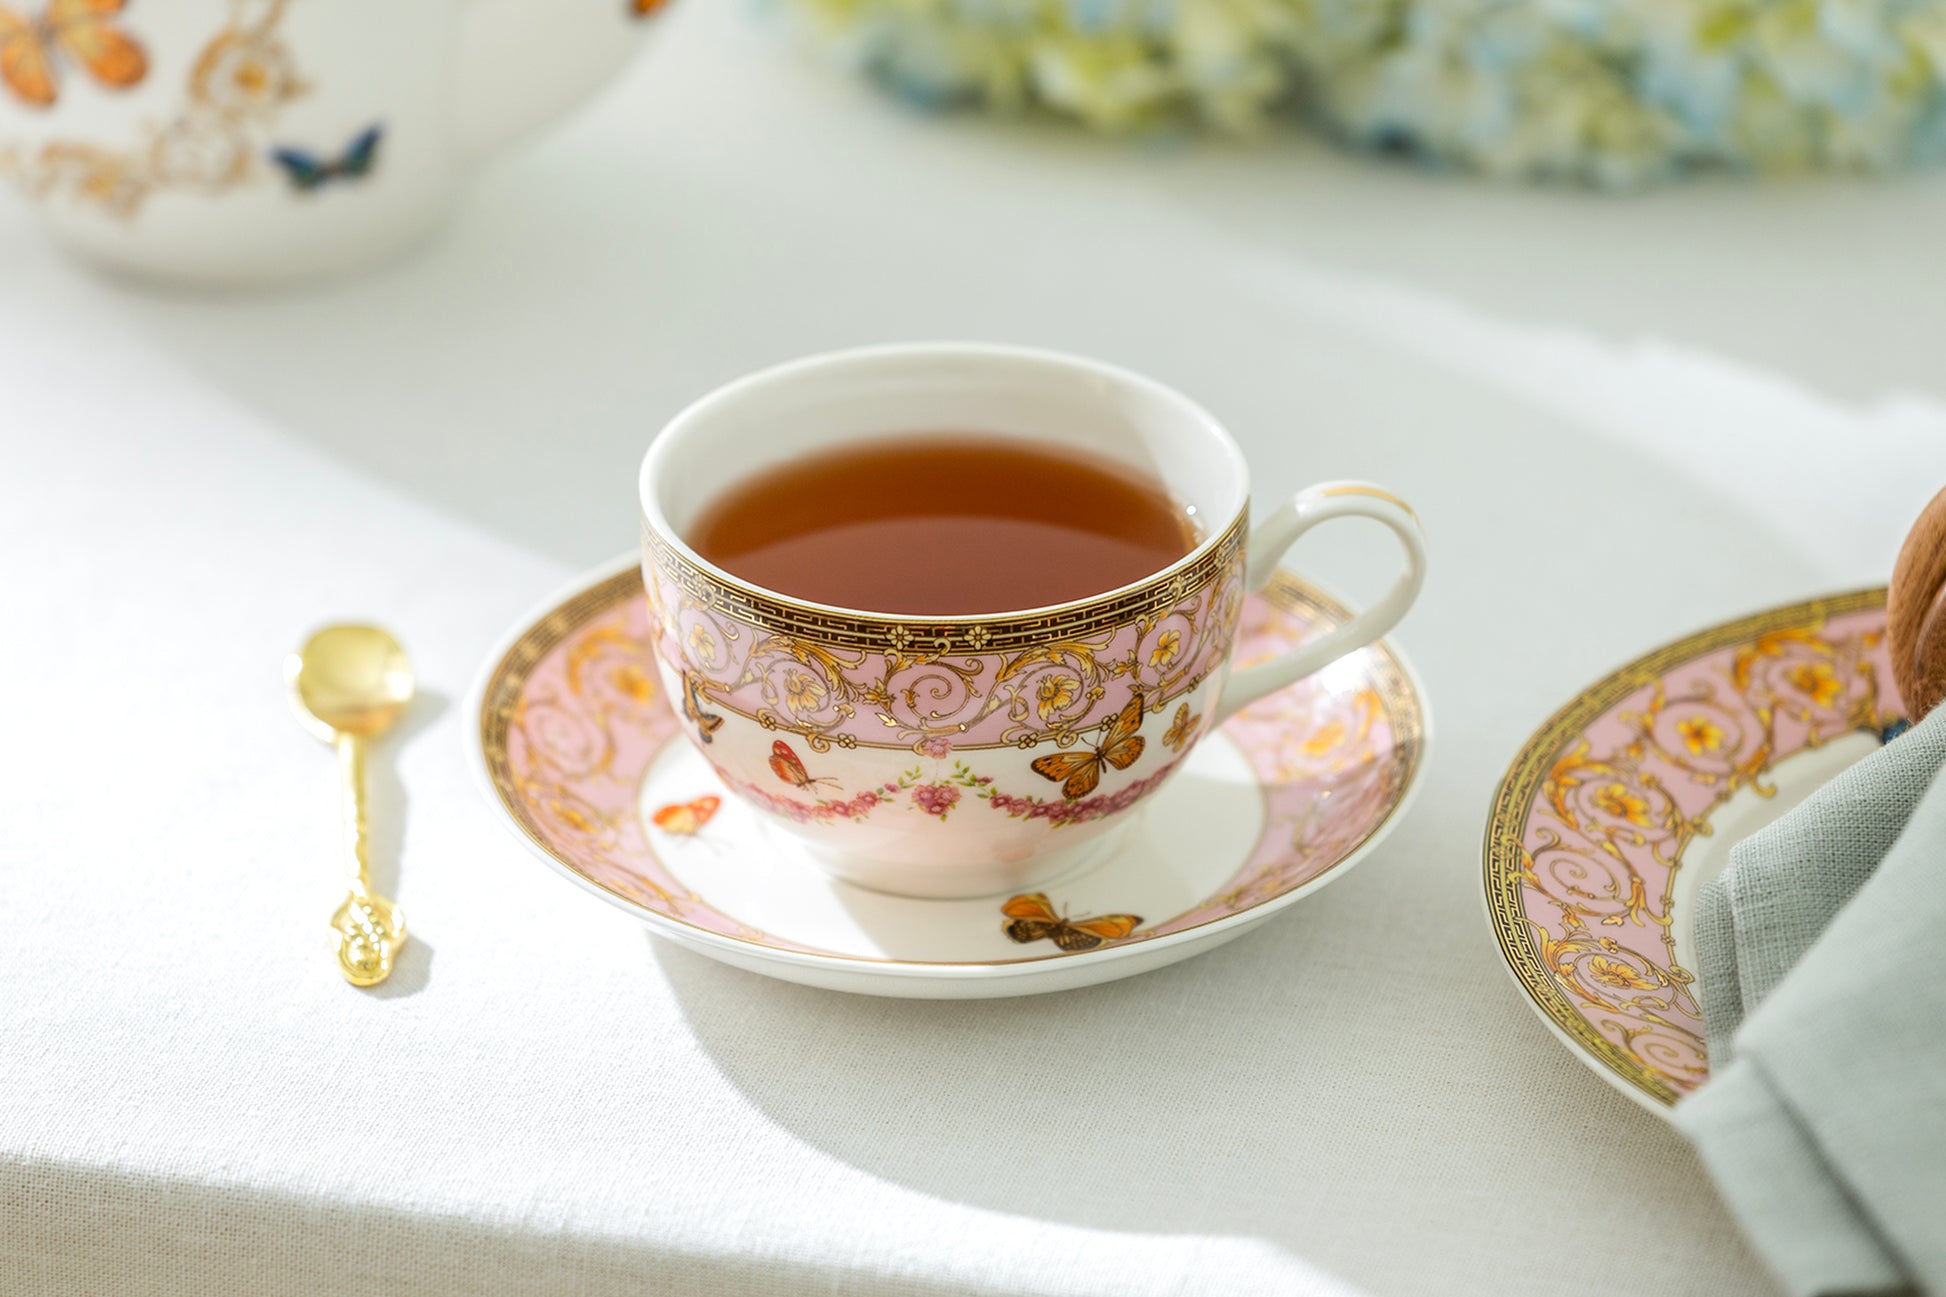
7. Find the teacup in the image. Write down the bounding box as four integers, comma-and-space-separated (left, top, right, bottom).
0, 0, 667, 285
638, 343, 1427, 899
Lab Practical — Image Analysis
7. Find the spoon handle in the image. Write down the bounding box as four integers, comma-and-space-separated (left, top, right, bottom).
336, 732, 373, 898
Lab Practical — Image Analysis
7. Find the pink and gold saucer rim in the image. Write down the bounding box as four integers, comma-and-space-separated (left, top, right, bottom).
1482, 587, 1894, 1111
469, 558, 1429, 978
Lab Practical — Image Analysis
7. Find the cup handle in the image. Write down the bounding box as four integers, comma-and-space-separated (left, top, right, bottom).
1213, 481, 1427, 723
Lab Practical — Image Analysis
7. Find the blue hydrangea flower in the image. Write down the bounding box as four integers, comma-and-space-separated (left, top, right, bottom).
784, 0, 1946, 183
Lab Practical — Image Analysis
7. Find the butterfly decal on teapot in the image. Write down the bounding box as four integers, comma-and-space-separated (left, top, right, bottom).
0, 0, 146, 108
271, 123, 380, 192
1, 0, 666, 261
0, 0, 308, 218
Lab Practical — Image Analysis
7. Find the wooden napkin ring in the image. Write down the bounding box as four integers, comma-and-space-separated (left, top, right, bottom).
1887, 485, 1946, 722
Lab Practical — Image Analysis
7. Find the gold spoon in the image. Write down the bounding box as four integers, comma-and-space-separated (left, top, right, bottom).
286, 625, 414, 987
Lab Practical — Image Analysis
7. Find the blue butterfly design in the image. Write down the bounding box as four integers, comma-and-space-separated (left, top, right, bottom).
270, 124, 383, 193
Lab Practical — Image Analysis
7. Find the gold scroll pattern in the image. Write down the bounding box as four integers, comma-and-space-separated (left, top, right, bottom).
1486, 590, 1897, 1106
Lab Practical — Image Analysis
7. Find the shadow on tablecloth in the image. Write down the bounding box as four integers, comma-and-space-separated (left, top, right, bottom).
648, 847, 1741, 1297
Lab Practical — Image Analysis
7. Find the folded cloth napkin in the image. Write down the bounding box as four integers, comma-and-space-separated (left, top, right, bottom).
1676, 708, 1946, 1297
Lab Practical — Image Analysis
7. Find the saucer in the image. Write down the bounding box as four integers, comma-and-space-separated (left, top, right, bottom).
1483, 589, 1901, 1112
468, 556, 1428, 998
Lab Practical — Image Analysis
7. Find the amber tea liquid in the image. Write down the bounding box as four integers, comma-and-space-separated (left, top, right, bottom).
687, 434, 1198, 615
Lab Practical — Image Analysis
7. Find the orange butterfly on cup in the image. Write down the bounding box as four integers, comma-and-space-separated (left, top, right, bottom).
1163, 701, 1201, 752
0, 0, 147, 109
650, 795, 720, 837
1029, 693, 1146, 800
630, 0, 669, 14
768, 740, 837, 791
680, 671, 723, 745
1000, 893, 1142, 952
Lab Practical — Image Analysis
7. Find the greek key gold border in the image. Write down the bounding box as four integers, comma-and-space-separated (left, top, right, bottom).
641, 508, 1248, 656
1481, 587, 1888, 1108
477, 562, 1428, 968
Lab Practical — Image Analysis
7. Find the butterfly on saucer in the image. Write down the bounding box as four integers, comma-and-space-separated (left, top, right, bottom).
651, 795, 720, 836
1001, 893, 1142, 952
0, 0, 146, 109
1029, 693, 1146, 801
680, 671, 723, 745
768, 740, 836, 791
271, 124, 382, 193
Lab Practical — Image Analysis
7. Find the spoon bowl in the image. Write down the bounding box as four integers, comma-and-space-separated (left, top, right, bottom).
287, 625, 415, 741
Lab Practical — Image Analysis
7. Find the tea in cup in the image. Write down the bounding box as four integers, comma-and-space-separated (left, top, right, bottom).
639, 343, 1426, 899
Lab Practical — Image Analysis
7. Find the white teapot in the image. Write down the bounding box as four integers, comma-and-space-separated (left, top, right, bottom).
0, 0, 667, 284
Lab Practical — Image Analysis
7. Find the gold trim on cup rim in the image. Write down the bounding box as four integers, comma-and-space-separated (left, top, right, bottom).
1319, 484, 1418, 520
640, 508, 1249, 657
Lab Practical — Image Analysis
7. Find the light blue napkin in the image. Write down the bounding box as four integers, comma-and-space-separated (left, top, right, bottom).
1676, 708, 1946, 1297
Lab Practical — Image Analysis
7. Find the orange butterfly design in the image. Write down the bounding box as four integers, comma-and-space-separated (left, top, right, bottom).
630, 0, 670, 14
768, 740, 836, 791
1029, 693, 1146, 800
1000, 892, 1142, 952
680, 671, 723, 745
651, 795, 719, 836
0, 0, 146, 109
1163, 701, 1200, 752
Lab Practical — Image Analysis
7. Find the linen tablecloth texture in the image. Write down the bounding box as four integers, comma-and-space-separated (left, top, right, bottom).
1678, 711, 1946, 1297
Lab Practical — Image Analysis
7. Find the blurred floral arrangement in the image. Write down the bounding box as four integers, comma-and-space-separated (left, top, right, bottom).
787, 0, 1946, 185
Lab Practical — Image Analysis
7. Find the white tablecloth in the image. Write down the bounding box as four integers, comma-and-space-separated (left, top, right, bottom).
7, 5, 1946, 1295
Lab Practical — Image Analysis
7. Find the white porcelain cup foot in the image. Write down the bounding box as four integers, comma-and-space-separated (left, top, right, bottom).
803, 820, 1135, 900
